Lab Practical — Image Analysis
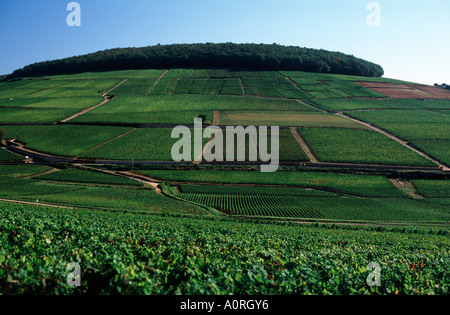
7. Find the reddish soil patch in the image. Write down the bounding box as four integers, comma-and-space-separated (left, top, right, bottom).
354, 82, 450, 99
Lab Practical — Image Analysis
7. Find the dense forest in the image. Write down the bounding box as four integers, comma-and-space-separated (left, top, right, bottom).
8, 43, 384, 78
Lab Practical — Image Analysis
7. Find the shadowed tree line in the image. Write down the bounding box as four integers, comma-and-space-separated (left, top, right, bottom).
434, 83, 450, 90
7, 43, 384, 79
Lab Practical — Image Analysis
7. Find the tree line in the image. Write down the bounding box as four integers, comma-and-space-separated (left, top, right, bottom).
8, 43, 384, 79
434, 83, 450, 90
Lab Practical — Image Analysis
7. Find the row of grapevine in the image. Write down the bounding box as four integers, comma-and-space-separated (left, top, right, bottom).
214, 129, 309, 162
2, 201, 448, 295
178, 193, 323, 219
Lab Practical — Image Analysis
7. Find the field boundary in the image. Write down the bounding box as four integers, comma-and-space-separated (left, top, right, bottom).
5, 141, 447, 172
213, 111, 220, 125
290, 127, 319, 163
280, 72, 316, 99
73, 165, 162, 194
295, 99, 328, 113
389, 178, 423, 199
335, 112, 450, 171
59, 95, 116, 123
146, 70, 169, 95
102, 79, 129, 97
0, 198, 74, 209
82, 128, 137, 155
59, 79, 128, 123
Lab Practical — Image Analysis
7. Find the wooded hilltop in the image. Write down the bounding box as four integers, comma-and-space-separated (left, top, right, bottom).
9, 43, 384, 78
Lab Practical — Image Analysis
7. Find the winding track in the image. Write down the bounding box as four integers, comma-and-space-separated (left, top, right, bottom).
4, 141, 446, 172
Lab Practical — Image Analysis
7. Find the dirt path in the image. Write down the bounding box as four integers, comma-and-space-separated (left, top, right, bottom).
5, 140, 447, 173
196, 127, 222, 162
82, 128, 137, 155
0, 198, 74, 209
335, 112, 450, 171
213, 111, 220, 125
102, 79, 129, 97
295, 99, 328, 113
118, 171, 162, 194
389, 178, 423, 199
74, 165, 163, 195
146, 70, 169, 95
60, 79, 128, 123
280, 73, 316, 99
26, 168, 61, 179
60, 96, 115, 123
290, 127, 319, 163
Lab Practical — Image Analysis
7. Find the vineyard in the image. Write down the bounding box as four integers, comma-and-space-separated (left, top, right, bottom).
346, 109, 450, 166
210, 128, 310, 162
297, 127, 435, 166
0, 64, 449, 296
171, 183, 450, 222
178, 192, 322, 219
1, 202, 448, 295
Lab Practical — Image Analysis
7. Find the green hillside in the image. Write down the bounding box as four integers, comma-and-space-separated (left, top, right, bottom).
0, 65, 449, 295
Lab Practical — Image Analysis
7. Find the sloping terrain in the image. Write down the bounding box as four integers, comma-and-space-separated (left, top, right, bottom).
0, 65, 449, 296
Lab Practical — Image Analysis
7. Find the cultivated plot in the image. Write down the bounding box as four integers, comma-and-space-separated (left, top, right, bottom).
72, 94, 311, 125
355, 82, 450, 99
309, 98, 450, 111
219, 111, 369, 128
172, 183, 450, 222
83, 127, 210, 161
297, 127, 436, 166
3, 125, 133, 157
138, 169, 407, 198
346, 109, 450, 166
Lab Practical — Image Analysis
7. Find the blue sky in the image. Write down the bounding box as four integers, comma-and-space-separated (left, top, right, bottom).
0, 0, 449, 85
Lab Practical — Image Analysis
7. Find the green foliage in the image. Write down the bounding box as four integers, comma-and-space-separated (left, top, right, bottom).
83, 128, 209, 161
0, 177, 204, 215
282, 72, 389, 99
209, 128, 309, 162
178, 184, 337, 196
311, 99, 450, 112
109, 77, 162, 96
1, 202, 448, 295
178, 192, 322, 219
34, 168, 144, 187
297, 127, 435, 166
175, 184, 450, 222
0, 149, 24, 162
0, 164, 50, 179
346, 109, 450, 166
138, 170, 407, 198
3, 125, 133, 157
413, 180, 450, 198
10, 43, 384, 78
72, 94, 308, 125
